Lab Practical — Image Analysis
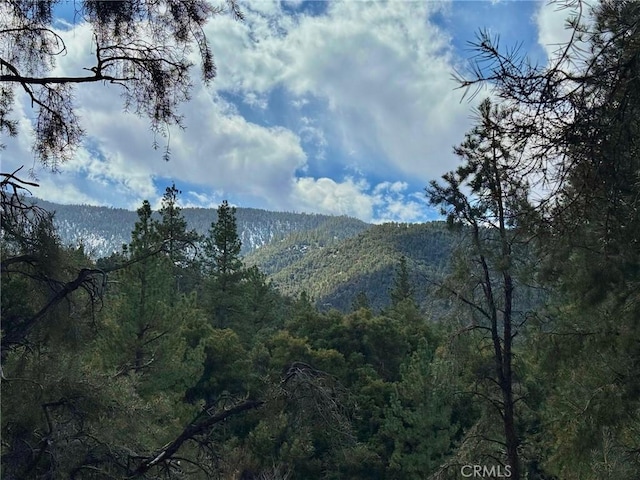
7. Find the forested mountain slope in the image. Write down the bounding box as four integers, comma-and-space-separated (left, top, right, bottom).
243, 215, 377, 276
36, 197, 459, 312
247, 222, 456, 312
32, 199, 460, 313
32, 199, 370, 258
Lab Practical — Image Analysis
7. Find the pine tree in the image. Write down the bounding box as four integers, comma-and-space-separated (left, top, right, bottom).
456, 4, 640, 475
129, 200, 159, 256
390, 255, 414, 306
1, 0, 240, 167
427, 98, 534, 479
156, 183, 200, 266
0, 211, 256, 479
382, 341, 459, 478
120, 199, 172, 374
202, 200, 243, 329
204, 200, 242, 276
156, 184, 201, 297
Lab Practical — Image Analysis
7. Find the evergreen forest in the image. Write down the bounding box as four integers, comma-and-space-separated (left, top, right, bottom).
2, 1, 640, 479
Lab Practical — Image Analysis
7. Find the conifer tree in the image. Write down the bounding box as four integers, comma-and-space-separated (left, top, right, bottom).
382, 341, 459, 478
390, 255, 414, 306
201, 200, 244, 328
119, 199, 172, 374
427, 98, 533, 479
456, 3, 640, 474
205, 199, 242, 277
157, 183, 200, 266
156, 183, 201, 297
129, 200, 158, 256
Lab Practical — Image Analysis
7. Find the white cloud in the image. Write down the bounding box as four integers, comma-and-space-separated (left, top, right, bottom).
298, 116, 327, 159
291, 176, 434, 223
168, 89, 308, 205
291, 97, 309, 109
535, 1, 578, 61
184, 190, 223, 209
3, 19, 308, 211
243, 92, 268, 109
370, 181, 432, 224
374, 181, 408, 195
292, 176, 374, 219
204, 0, 472, 180
4, 0, 480, 223
535, 0, 597, 67
32, 177, 99, 206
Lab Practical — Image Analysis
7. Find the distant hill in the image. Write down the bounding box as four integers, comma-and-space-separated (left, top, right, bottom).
243, 215, 376, 276
246, 222, 457, 312
31, 198, 459, 312
32, 198, 371, 259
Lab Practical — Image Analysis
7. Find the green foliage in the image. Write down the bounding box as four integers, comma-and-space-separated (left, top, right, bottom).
426, 98, 537, 479
185, 327, 250, 405
2, 0, 234, 167
264, 221, 454, 312
159, 185, 200, 253
9, 11, 640, 470
34, 197, 369, 259
245, 215, 371, 275
201, 200, 246, 330
129, 200, 158, 254
451, 2, 640, 477
390, 255, 414, 306
351, 290, 371, 311
382, 341, 459, 479
204, 199, 242, 276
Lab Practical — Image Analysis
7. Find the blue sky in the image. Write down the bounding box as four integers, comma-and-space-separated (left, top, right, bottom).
2, 0, 577, 223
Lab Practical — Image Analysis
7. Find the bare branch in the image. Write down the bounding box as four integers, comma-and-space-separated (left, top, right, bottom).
129, 399, 263, 477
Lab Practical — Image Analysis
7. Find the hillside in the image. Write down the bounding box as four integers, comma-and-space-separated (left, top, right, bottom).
30, 199, 458, 313
247, 222, 457, 312
32, 198, 370, 259
243, 215, 374, 275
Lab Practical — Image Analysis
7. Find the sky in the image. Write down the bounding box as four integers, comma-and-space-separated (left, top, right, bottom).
2, 0, 578, 223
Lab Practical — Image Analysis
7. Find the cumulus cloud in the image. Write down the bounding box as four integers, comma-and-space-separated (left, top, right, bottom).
4, 0, 483, 223
3, 16, 307, 211
292, 176, 375, 219
206, 0, 471, 180
291, 176, 435, 223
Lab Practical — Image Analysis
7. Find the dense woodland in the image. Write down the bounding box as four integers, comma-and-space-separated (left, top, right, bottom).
2, 0, 640, 479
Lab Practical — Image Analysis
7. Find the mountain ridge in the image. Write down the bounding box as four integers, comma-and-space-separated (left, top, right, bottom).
31, 198, 455, 312
32, 198, 371, 259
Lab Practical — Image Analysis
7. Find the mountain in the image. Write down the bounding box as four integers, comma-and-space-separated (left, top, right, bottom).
31, 199, 459, 313
242, 214, 375, 276
31, 198, 371, 259
246, 221, 456, 312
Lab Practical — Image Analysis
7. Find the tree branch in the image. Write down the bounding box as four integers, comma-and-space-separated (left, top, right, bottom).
129, 399, 264, 477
